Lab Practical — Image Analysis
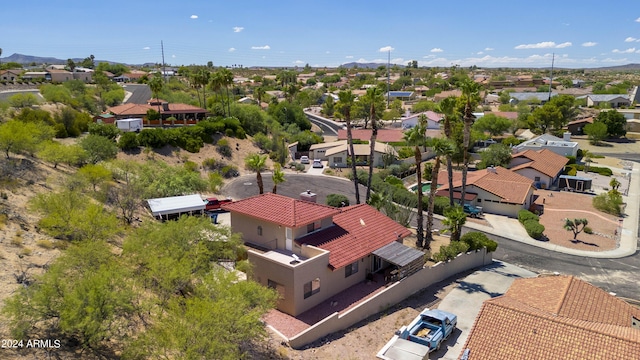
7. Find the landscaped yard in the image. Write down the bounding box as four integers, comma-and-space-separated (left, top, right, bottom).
533, 189, 620, 251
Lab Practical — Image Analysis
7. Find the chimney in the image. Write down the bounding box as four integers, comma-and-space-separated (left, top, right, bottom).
487, 166, 497, 174
162, 102, 170, 111
563, 132, 571, 142
300, 190, 317, 203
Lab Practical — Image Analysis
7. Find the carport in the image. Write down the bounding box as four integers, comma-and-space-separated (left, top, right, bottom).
559, 175, 592, 192
372, 241, 425, 283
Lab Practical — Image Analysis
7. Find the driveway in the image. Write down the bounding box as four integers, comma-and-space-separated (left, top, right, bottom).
434, 261, 536, 360
306, 160, 327, 175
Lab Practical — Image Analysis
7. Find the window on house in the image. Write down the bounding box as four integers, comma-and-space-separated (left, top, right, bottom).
334, 157, 343, 163
257, 226, 262, 236
345, 261, 359, 277
303, 278, 320, 299
268, 279, 286, 300
477, 199, 482, 203
307, 221, 322, 233
534, 176, 541, 181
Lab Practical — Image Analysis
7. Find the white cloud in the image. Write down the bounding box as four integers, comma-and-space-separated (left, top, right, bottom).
345, 55, 354, 59
423, 54, 436, 59
431, 48, 444, 53
326, 51, 330, 54
233, 26, 244, 33
636, 17, 640, 22
515, 41, 572, 49
613, 48, 636, 53
476, 52, 484, 55
356, 58, 368, 63
190, 15, 198, 19
228, 47, 236, 52
172, 55, 176, 58
582, 42, 597, 47
293, 60, 304, 64
251, 45, 271, 50
485, 47, 494, 51
143, 46, 151, 50
625, 37, 639, 42
391, 57, 404, 64
379, 46, 394, 52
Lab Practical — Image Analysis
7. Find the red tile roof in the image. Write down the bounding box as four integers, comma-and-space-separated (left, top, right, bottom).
461, 276, 640, 360
510, 149, 569, 179
221, 193, 340, 228
106, 102, 206, 116
337, 129, 405, 143
296, 204, 411, 270
438, 167, 534, 204
567, 117, 594, 126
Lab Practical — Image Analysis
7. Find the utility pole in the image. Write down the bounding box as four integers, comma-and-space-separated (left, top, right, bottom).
386, 50, 390, 107
547, 53, 554, 102
161, 40, 167, 83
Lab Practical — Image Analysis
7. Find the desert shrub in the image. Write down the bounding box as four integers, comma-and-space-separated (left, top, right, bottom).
216, 139, 232, 158
235, 260, 253, 274
118, 132, 139, 150
184, 161, 199, 172
36, 239, 54, 249
592, 191, 623, 216
518, 209, 539, 224
432, 241, 470, 263
564, 165, 577, 176
220, 165, 239, 178
397, 147, 414, 159
20, 247, 32, 256
294, 163, 305, 172
326, 194, 349, 208
88, 123, 120, 141
565, 156, 576, 165
460, 231, 498, 252
524, 219, 545, 240
583, 226, 593, 234
138, 128, 168, 148
384, 175, 404, 189
11, 235, 23, 247
591, 166, 613, 176
433, 196, 451, 215
202, 158, 218, 170
208, 173, 224, 193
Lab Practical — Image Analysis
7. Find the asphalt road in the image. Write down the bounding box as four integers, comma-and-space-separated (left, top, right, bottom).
305, 112, 343, 136
123, 84, 151, 104
0, 89, 41, 102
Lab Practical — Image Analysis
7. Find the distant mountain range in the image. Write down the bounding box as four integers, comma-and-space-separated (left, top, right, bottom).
2, 53, 640, 71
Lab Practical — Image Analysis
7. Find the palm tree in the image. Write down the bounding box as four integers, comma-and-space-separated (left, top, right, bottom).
148, 73, 165, 117
219, 68, 234, 117
271, 163, 286, 194
336, 90, 360, 204
404, 122, 428, 248
437, 96, 459, 206
581, 149, 592, 172
425, 138, 455, 248
364, 87, 383, 203
459, 79, 480, 206
254, 86, 266, 105
442, 205, 467, 242
367, 191, 387, 211
245, 153, 268, 194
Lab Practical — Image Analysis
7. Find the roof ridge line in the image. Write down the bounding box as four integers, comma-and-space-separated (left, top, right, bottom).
555, 275, 574, 315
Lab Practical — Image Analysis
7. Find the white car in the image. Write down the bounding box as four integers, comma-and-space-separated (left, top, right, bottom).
312, 159, 323, 168
300, 156, 310, 164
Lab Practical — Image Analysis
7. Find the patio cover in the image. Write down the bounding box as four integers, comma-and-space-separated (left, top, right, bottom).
147, 194, 205, 217
372, 241, 424, 268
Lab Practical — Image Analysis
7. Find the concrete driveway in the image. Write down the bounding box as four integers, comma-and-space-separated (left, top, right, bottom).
432, 261, 536, 360
306, 160, 327, 175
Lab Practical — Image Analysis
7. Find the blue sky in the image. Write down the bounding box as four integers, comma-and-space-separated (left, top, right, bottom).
2, 1, 640, 68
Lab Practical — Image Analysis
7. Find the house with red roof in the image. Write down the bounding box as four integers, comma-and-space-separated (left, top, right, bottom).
222, 192, 416, 316
401, 110, 443, 130
106, 98, 207, 123
436, 166, 535, 217
337, 128, 406, 143
509, 149, 569, 189
461, 275, 640, 359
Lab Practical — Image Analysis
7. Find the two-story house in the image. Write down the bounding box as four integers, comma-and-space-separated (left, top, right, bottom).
509, 149, 569, 189
222, 192, 415, 316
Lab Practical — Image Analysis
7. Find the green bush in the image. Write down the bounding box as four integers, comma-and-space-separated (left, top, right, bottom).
460, 231, 498, 252
433, 196, 451, 215
591, 166, 612, 176
592, 191, 623, 216
518, 209, 539, 224
583, 226, 593, 234
565, 156, 576, 165
565, 165, 577, 176
326, 194, 349, 207
432, 241, 470, 263
384, 175, 404, 189
220, 165, 239, 178
118, 132, 139, 150
216, 139, 232, 158
397, 147, 414, 159
184, 161, 199, 172
202, 158, 217, 170
524, 219, 545, 240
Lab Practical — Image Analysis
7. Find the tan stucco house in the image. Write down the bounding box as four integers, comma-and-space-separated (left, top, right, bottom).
509, 149, 569, 189
222, 193, 414, 316
326, 142, 397, 168
437, 167, 535, 217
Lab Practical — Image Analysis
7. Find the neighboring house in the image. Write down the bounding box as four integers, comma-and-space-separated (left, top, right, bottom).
612, 108, 640, 120
512, 133, 579, 157
309, 140, 347, 160
0, 69, 22, 81
566, 117, 593, 135
46, 64, 66, 71
237, 96, 256, 104
509, 149, 569, 189
509, 92, 558, 104
586, 94, 631, 108
106, 99, 207, 122
436, 166, 535, 217
461, 275, 640, 360
401, 111, 442, 130
22, 71, 49, 81
47, 69, 73, 82
222, 193, 415, 316
626, 119, 640, 133
72, 70, 92, 83
385, 91, 415, 101
337, 128, 406, 143
326, 142, 397, 168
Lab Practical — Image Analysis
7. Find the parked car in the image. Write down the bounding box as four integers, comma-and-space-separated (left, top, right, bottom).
204, 197, 233, 211
300, 156, 310, 164
463, 203, 482, 217
312, 159, 323, 168
390, 309, 457, 354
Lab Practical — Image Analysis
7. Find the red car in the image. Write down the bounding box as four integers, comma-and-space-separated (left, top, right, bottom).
204, 197, 233, 211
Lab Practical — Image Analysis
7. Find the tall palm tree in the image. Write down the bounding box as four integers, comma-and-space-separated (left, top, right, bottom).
196, 68, 211, 109
336, 90, 360, 204
403, 122, 428, 248
245, 153, 268, 194
254, 86, 266, 105
459, 79, 480, 206
220, 68, 234, 117
271, 163, 285, 194
148, 73, 164, 116
364, 87, 383, 203
425, 138, 455, 248
437, 96, 459, 206
581, 149, 592, 172
209, 71, 225, 116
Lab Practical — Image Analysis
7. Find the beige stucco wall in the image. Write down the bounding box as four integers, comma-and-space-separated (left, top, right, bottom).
49, 72, 72, 83
512, 168, 553, 188
466, 185, 531, 217
288, 248, 493, 348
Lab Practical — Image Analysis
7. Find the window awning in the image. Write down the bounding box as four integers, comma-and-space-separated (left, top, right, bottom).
372, 241, 424, 268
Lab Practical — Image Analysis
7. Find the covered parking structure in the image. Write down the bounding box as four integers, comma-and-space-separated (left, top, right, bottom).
147, 194, 206, 220
372, 241, 425, 283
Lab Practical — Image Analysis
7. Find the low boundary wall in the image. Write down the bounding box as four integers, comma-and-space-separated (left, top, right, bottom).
286, 248, 492, 349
